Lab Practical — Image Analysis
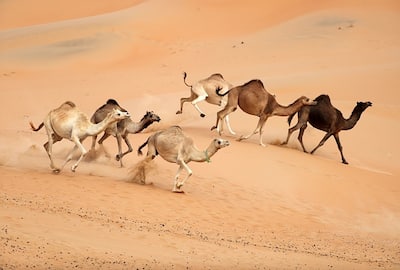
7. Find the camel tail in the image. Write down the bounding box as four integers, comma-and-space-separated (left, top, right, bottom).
182, 71, 192, 88
30, 121, 44, 131
216, 86, 230, 97
287, 113, 296, 126
137, 138, 149, 156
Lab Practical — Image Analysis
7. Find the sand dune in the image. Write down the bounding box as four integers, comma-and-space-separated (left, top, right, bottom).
1, 0, 399, 269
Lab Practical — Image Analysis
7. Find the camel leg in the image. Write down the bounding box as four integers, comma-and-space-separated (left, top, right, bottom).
60, 144, 79, 171
224, 115, 236, 135
97, 132, 112, 158
44, 135, 59, 173
173, 165, 184, 193
282, 121, 307, 145
114, 133, 124, 167
173, 160, 192, 193
219, 98, 236, 135
191, 95, 207, 117
257, 116, 269, 147
238, 116, 268, 146
70, 137, 88, 172
310, 132, 333, 155
333, 133, 348, 164
91, 134, 98, 151
116, 135, 133, 165
98, 132, 111, 145
176, 93, 196, 114
297, 124, 308, 153
212, 106, 236, 135
43, 120, 61, 173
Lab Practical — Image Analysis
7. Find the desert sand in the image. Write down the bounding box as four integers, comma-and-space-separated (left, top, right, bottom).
1, 0, 399, 269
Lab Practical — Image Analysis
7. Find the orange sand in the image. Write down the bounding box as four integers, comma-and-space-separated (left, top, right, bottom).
1, 0, 399, 269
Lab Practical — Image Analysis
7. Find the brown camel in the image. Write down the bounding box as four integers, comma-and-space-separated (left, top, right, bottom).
136, 126, 230, 192
90, 99, 161, 167
211, 79, 316, 146
176, 72, 236, 135
30, 101, 130, 173
282, 94, 372, 164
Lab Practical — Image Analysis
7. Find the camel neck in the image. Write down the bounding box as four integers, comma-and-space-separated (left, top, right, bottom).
273, 99, 304, 116
192, 143, 218, 163
343, 107, 364, 130
87, 113, 115, 136
125, 117, 151, 134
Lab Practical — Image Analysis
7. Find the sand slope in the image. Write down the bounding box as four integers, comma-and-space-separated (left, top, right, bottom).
1, 0, 399, 269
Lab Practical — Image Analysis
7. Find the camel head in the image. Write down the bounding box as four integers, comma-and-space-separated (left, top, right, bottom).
144, 111, 161, 123
356, 101, 372, 112
213, 138, 230, 149
110, 108, 130, 121
300, 96, 317, 106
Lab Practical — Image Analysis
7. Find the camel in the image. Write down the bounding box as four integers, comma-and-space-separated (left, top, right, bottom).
90, 99, 161, 166
282, 94, 372, 164
211, 79, 316, 146
176, 72, 236, 135
29, 101, 130, 173
136, 126, 230, 192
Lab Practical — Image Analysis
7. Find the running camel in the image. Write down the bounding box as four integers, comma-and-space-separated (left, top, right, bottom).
90, 99, 160, 167
211, 79, 316, 146
137, 126, 230, 192
282, 94, 372, 164
30, 101, 130, 173
176, 72, 236, 135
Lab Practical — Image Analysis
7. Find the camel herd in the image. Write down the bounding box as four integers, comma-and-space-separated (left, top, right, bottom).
30, 72, 372, 192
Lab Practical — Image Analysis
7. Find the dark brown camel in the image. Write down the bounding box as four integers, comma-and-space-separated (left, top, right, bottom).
90, 99, 161, 166
282, 94, 372, 164
211, 79, 316, 146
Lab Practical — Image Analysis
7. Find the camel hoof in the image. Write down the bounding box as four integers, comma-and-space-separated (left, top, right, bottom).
52, 169, 60, 174
172, 189, 184, 193
176, 111, 182, 114
115, 155, 120, 161
211, 126, 216, 131
200, 113, 206, 118
343, 161, 349, 165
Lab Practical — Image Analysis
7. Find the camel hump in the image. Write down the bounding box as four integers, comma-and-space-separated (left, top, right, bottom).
209, 73, 224, 79
315, 94, 331, 104
169, 125, 183, 132
60, 101, 76, 108
64, 101, 76, 107
106, 99, 120, 106
243, 79, 264, 88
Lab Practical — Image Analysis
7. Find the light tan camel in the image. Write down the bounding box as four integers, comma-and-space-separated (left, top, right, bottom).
30, 101, 130, 173
176, 72, 236, 135
211, 79, 316, 146
136, 126, 230, 192
90, 99, 161, 167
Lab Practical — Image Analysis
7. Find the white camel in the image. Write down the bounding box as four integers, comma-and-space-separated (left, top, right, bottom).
30, 101, 130, 173
176, 72, 236, 135
136, 126, 230, 192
